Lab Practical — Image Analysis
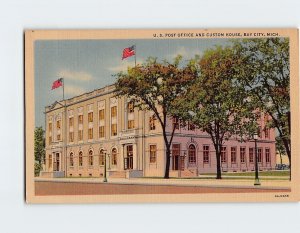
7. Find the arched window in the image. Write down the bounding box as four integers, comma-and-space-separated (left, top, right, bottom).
112, 148, 117, 165
79, 151, 83, 167
88, 150, 93, 166
99, 149, 105, 166
69, 152, 74, 167
188, 144, 196, 164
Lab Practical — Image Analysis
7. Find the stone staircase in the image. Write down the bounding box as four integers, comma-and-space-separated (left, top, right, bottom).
180, 169, 198, 177
108, 171, 127, 178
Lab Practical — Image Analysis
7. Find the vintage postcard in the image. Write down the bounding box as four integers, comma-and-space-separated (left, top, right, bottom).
25, 29, 299, 203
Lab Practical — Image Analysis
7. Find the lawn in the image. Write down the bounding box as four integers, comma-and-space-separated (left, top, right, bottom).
201, 170, 290, 177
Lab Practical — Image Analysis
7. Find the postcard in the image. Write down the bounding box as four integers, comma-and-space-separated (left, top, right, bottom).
25, 29, 299, 203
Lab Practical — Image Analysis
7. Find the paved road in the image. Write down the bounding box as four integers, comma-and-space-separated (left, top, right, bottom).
35, 181, 290, 196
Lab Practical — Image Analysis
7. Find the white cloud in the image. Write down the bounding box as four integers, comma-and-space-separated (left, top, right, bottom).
107, 59, 144, 73
65, 85, 86, 96
58, 69, 94, 81
167, 46, 203, 61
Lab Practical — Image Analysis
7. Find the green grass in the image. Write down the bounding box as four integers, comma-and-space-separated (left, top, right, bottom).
201, 170, 290, 177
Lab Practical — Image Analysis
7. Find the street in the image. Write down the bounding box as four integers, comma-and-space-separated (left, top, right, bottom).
35, 180, 290, 196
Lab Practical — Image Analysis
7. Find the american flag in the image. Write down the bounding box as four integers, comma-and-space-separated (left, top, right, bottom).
122, 45, 135, 60
51, 78, 63, 90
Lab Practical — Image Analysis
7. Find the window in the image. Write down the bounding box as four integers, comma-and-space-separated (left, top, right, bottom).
49, 136, 52, 144
149, 145, 157, 163
112, 148, 117, 165
69, 117, 74, 127
56, 120, 61, 129
172, 117, 179, 130
111, 124, 117, 136
57, 134, 61, 141
149, 115, 156, 130
88, 112, 93, 123
188, 122, 195, 131
203, 145, 209, 163
78, 129, 83, 141
128, 102, 134, 113
99, 126, 105, 138
249, 148, 254, 163
69, 152, 74, 167
69, 132, 74, 142
258, 126, 262, 138
111, 106, 117, 117
231, 147, 237, 163
188, 144, 196, 164
48, 154, 52, 168
99, 109, 105, 120
258, 148, 262, 163
221, 146, 227, 163
49, 122, 52, 131
265, 148, 270, 163
79, 151, 83, 167
48, 122, 52, 144
78, 114, 83, 124
99, 149, 105, 166
240, 147, 246, 163
88, 150, 93, 166
128, 120, 134, 129
172, 144, 180, 170
88, 128, 93, 140
264, 127, 270, 139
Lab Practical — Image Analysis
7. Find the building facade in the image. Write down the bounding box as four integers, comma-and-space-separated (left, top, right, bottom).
42, 84, 276, 178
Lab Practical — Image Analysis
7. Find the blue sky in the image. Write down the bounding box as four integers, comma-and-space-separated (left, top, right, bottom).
34, 38, 230, 128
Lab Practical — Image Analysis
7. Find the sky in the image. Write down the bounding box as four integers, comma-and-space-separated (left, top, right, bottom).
34, 38, 230, 128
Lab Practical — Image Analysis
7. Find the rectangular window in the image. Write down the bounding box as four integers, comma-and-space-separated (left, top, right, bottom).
111, 106, 117, 117
258, 148, 263, 163
231, 147, 237, 163
49, 122, 52, 132
128, 120, 134, 129
78, 114, 83, 124
128, 102, 134, 113
240, 147, 246, 163
203, 145, 210, 164
221, 146, 227, 163
265, 148, 270, 163
56, 120, 61, 129
188, 122, 195, 131
57, 134, 61, 141
49, 136, 52, 144
149, 115, 156, 130
99, 109, 105, 120
249, 148, 254, 163
48, 122, 52, 144
264, 128, 270, 139
173, 117, 179, 130
149, 145, 157, 163
69, 154, 74, 167
99, 126, 105, 138
88, 112, 93, 123
48, 155, 52, 169
88, 128, 93, 140
69, 117, 74, 127
111, 124, 117, 136
69, 132, 74, 142
78, 129, 83, 141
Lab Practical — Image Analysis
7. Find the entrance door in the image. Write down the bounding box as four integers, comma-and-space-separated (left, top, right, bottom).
127, 145, 133, 170
172, 144, 180, 170
54, 153, 60, 171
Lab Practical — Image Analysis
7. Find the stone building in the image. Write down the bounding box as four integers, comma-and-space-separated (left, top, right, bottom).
42, 84, 276, 178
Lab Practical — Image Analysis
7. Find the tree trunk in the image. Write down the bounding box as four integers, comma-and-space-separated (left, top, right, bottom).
215, 148, 222, 179
282, 139, 291, 181
287, 152, 291, 181
164, 148, 171, 179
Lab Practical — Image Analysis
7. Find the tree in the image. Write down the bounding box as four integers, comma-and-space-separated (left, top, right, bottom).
114, 56, 196, 178
172, 47, 258, 179
233, 38, 291, 173
34, 126, 45, 169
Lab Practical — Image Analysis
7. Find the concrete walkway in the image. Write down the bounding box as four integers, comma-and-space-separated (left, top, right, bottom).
35, 177, 291, 190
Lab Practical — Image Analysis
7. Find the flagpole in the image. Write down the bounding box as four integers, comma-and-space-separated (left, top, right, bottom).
134, 44, 137, 67
62, 78, 68, 178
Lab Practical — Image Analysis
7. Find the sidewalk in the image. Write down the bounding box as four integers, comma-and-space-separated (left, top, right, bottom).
35, 177, 291, 190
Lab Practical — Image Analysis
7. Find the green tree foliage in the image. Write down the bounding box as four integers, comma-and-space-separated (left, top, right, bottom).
114, 56, 196, 178
34, 127, 45, 176
172, 47, 258, 179
233, 38, 290, 168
